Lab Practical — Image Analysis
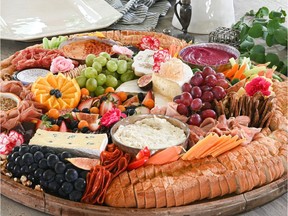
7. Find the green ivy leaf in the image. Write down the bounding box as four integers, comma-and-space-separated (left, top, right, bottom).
256, 7, 269, 18
266, 34, 275, 47
250, 44, 265, 54
250, 52, 266, 64
265, 53, 280, 67
248, 23, 264, 38
253, 18, 268, 25
274, 27, 288, 46
239, 24, 250, 42
269, 11, 283, 19
239, 40, 254, 52
279, 65, 287, 76
267, 19, 281, 34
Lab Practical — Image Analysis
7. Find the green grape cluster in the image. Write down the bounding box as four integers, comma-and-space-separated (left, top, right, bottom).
42, 36, 68, 49
75, 52, 135, 96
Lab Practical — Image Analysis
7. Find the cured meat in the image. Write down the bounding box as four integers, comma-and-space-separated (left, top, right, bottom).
11, 47, 65, 71
0, 80, 47, 131
189, 115, 261, 145
105, 128, 287, 208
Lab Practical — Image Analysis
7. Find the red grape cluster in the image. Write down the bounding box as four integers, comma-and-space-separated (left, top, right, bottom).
174, 67, 230, 126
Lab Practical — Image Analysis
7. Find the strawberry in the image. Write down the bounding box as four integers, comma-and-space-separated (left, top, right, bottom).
35, 119, 51, 130
99, 100, 114, 116
78, 98, 95, 111
107, 93, 121, 106
59, 121, 68, 132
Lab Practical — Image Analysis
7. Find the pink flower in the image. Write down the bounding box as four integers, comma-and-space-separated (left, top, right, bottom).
50, 56, 74, 73
245, 76, 271, 96
0, 131, 24, 155
112, 45, 134, 57
139, 36, 160, 51
100, 108, 126, 127
153, 49, 171, 72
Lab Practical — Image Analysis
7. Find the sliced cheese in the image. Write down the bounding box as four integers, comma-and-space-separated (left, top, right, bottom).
152, 61, 193, 100
29, 129, 108, 157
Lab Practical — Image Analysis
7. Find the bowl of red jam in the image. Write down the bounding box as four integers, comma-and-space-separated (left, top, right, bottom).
179, 43, 240, 72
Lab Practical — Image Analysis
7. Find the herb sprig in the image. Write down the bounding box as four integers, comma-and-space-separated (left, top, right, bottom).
232, 7, 287, 75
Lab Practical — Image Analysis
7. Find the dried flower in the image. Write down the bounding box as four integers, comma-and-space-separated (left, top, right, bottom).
50, 56, 74, 73
139, 36, 160, 51
245, 76, 271, 96
0, 131, 24, 155
100, 108, 126, 127
153, 49, 171, 72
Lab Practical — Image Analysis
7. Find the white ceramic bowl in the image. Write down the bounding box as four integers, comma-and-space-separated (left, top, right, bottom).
111, 114, 190, 156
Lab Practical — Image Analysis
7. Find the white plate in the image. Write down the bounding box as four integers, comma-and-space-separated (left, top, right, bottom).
0, 0, 122, 41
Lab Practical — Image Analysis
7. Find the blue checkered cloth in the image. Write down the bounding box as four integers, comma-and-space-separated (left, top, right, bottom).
105, 0, 171, 31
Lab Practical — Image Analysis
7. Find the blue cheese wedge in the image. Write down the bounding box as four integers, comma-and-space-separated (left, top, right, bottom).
29, 129, 108, 157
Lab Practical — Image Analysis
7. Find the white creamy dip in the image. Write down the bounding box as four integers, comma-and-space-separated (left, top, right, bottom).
114, 116, 186, 149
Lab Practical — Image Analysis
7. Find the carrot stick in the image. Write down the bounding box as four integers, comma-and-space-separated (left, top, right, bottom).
145, 146, 182, 165
225, 63, 239, 79
233, 63, 246, 80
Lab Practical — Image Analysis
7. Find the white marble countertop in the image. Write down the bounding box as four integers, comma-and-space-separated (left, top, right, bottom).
0, 0, 287, 215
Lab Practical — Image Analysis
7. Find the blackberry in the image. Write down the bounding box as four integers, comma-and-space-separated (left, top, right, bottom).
137, 92, 145, 102
72, 108, 80, 112
69, 120, 78, 130
80, 127, 89, 133
81, 108, 90, 113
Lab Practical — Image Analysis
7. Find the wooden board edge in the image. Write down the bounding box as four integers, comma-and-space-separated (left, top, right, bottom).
1, 173, 287, 216
243, 174, 288, 212
0, 174, 45, 212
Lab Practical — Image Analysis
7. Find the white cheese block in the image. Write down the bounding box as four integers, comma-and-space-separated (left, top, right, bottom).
132, 49, 156, 76
152, 62, 193, 100
29, 129, 108, 157
116, 80, 171, 107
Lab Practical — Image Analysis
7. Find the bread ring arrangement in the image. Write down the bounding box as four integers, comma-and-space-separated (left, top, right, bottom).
0, 30, 287, 213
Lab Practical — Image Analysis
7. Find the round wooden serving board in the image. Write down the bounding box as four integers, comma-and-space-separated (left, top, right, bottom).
1, 174, 287, 216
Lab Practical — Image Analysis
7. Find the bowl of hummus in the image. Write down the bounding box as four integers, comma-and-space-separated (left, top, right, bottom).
111, 114, 190, 156
179, 43, 240, 72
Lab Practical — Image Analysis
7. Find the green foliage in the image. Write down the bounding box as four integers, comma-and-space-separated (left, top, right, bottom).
233, 7, 287, 75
